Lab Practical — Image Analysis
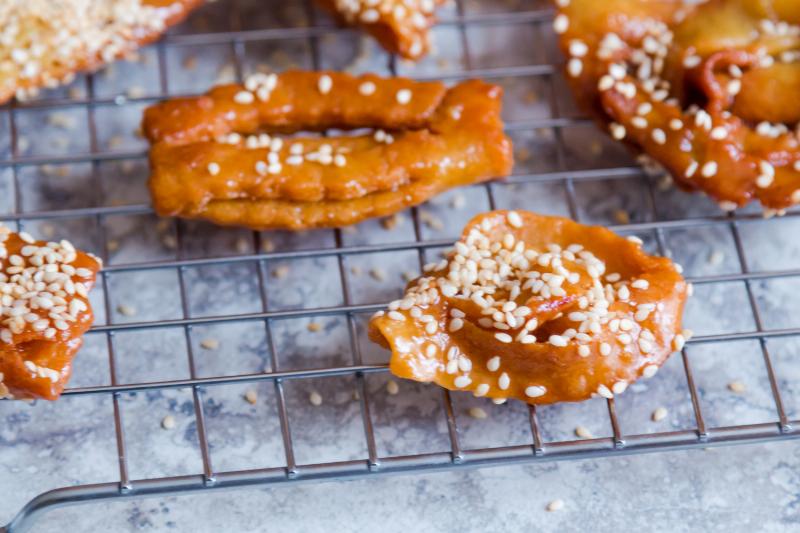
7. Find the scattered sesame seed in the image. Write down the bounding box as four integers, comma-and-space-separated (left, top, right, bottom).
309, 390, 323, 406
575, 425, 593, 438
525, 385, 546, 398
553, 14, 569, 34
651, 406, 668, 422
161, 415, 176, 430
272, 265, 289, 278
244, 389, 258, 405
117, 304, 136, 317
307, 322, 322, 332
546, 499, 565, 512
642, 364, 659, 378
200, 338, 219, 350
728, 381, 746, 393
386, 380, 400, 395
370, 268, 387, 281
468, 406, 488, 419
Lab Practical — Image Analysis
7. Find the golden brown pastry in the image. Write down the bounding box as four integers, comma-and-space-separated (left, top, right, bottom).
0, 225, 102, 401
555, 0, 800, 215
143, 70, 513, 230
369, 210, 689, 405
0, 0, 201, 104
315, 0, 446, 60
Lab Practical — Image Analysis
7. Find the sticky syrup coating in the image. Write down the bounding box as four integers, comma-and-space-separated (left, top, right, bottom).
0, 226, 101, 401
556, 0, 800, 214
369, 210, 689, 405
143, 70, 513, 230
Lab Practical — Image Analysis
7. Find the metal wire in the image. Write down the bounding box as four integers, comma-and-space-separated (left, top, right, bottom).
2, 2, 800, 532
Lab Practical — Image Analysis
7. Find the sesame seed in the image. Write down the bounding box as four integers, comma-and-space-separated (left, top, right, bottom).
498, 372, 510, 390
359, 81, 376, 95
307, 322, 322, 333
597, 384, 614, 399
549, 334, 568, 347
161, 415, 176, 430
468, 406, 488, 419
652, 407, 668, 422
386, 380, 399, 395
487, 356, 501, 372
244, 389, 258, 405
475, 383, 490, 397
234, 91, 254, 104
575, 426, 593, 438
525, 385, 546, 398
309, 390, 323, 406
600, 343, 611, 356
701, 161, 718, 178
396, 89, 412, 104
495, 332, 512, 343
506, 211, 523, 228
317, 75, 333, 95
116, 304, 136, 317
454, 375, 472, 388
710, 127, 727, 140
642, 364, 659, 378
207, 162, 221, 176
612, 381, 628, 395
553, 14, 569, 34
578, 345, 590, 357
272, 265, 289, 278
651, 128, 666, 145
567, 58, 583, 77
728, 380, 746, 393
546, 499, 565, 512
200, 338, 219, 350
609, 123, 626, 140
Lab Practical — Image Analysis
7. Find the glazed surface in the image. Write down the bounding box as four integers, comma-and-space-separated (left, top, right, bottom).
144, 70, 513, 230
369, 210, 689, 405
556, 0, 800, 213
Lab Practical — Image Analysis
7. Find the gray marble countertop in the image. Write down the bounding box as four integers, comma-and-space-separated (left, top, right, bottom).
2, 1, 800, 531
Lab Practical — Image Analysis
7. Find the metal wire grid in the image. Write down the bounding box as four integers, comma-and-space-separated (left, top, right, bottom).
2, 2, 800, 531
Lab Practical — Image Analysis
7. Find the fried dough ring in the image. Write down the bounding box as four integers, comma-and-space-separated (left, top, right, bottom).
556, 0, 800, 214
0, 226, 101, 401
369, 210, 689, 405
0, 0, 201, 104
143, 70, 513, 230
314, 0, 446, 60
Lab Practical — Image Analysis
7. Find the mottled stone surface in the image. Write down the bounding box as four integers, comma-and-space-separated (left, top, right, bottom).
2, 1, 800, 531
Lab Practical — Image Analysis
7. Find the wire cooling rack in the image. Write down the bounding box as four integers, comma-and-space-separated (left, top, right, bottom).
3, 1, 800, 531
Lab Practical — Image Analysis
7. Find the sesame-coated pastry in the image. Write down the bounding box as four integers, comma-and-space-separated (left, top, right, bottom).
369, 210, 690, 405
315, 0, 446, 60
0, 225, 102, 401
555, 0, 800, 215
0, 0, 202, 104
142, 70, 513, 230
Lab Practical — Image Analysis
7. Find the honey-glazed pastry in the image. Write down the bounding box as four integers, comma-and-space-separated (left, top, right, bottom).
0, 225, 102, 401
369, 210, 689, 405
143, 70, 513, 230
0, 0, 201, 104
315, 0, 446, 60
555, 0, 800, 215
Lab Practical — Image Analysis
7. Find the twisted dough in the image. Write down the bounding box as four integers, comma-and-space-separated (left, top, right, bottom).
143, 70, 513, 230
556, 0, 800, 214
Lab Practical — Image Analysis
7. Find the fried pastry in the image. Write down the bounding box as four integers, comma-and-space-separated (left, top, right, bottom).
555, 0, 800, 214
315, 0, 446, 60
0, 0, 201, 104
369, 210, 689, 405
0, 225, 102, 401
143, 70, 513, 230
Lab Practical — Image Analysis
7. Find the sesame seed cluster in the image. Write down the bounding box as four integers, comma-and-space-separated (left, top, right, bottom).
144, 71, 513, 230
556, 0, 800, 214
318, 0, 441, 59
369, 210, 689, 405
0, 224, 101, 400
0, 0, 200, 104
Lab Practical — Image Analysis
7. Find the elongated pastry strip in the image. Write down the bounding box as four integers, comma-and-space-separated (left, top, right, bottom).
144, 71, 513, 230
